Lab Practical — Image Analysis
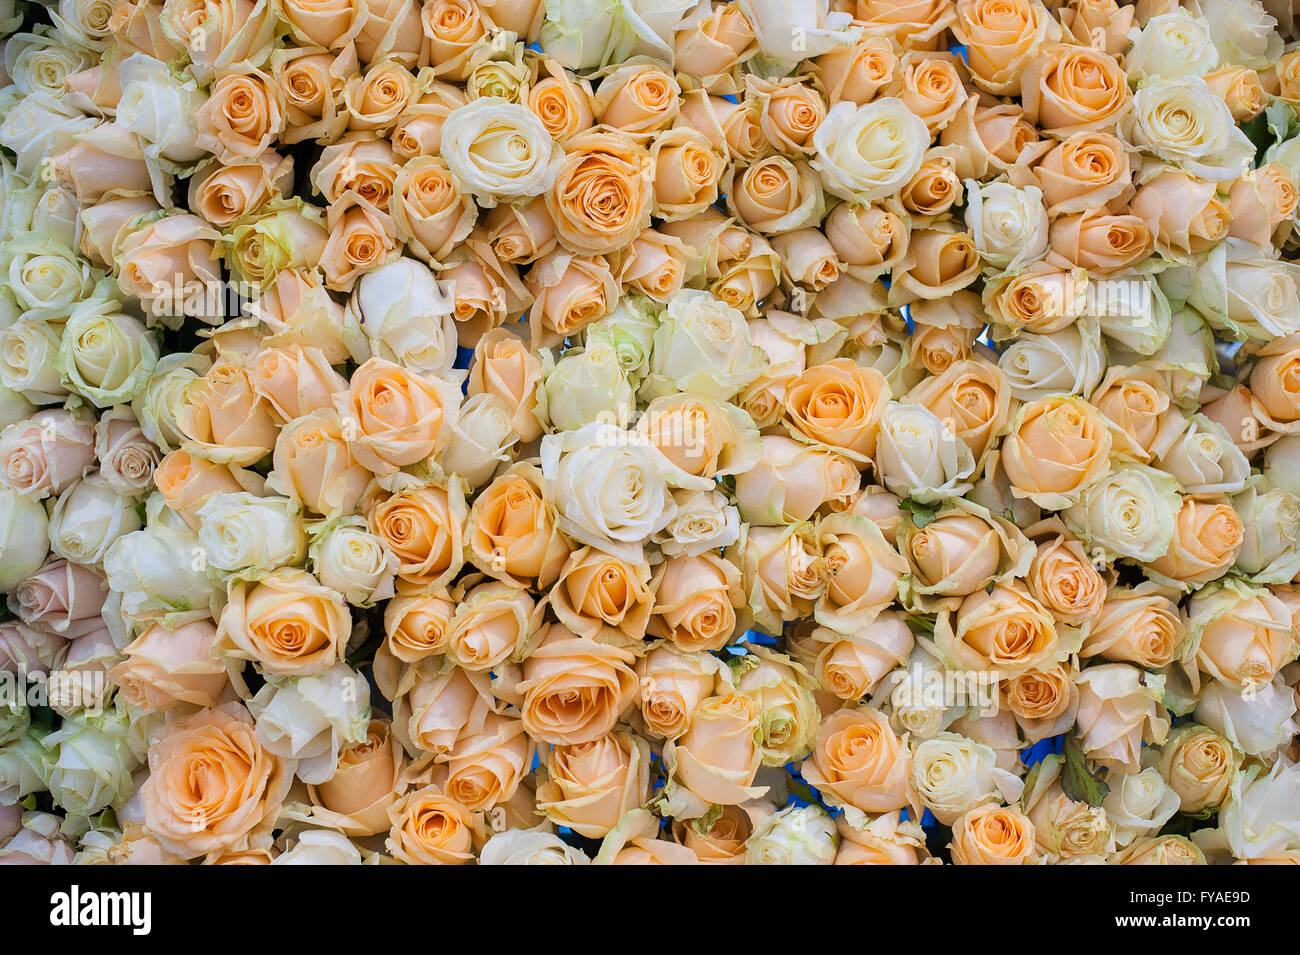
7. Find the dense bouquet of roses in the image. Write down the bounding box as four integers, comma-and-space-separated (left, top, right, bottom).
0, 0, 1299, 865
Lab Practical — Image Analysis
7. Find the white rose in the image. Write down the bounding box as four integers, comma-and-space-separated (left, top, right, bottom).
195, 492, 306, 578
539, 0, 694, 70
48, 475, 143, 566
1194, 759, 1300, 860
1221, 241, 1300, 341
1063, 463, 1181, 562
1092, 273, 1171, 358
745, 804, 837, 865
248, 663, 370, 784
738, 0, 858, 65
2, 234, 97, 321
1189, 0, 1283, 70
0, 90, 95, 181
479, 829, 591, 865
103, 501, 221, 628
543, 342, 635, 432
998, 318, 1105, 403
0, 736, 53, 807
3, 28, 94, 98
55, 297, 159, 407
440, 98, 560, 205
583, 292, 659, 385
1230, 478, 1300, 582
881, 646, 964, 740
51, 0, 118, 49
1265, 435, 1300, 496
1101, 767, 1180, 847
1195, 675, 1299, 758
911, 733, 1023, 825
32, 182, 81, 250
347, 258, 461, 381
1123, 78, 1254, 182
1155, 414, 1250, 497
1125, 10, 1218, 82
438, 393, 519, 490
875, 403, 975, 505
131, 352, 211, 453
641, 289, 766, 401
272, 829, 364, 865
116, 54, 209, 171
541, 422, 707, 561
0, 318, 66, 403
653, 487, 740, 557
43, 707, 140, 819
0, 487, 49, 591
811, 99, 929, 203
308, 517, 397, 607
964, 181, 1048, 272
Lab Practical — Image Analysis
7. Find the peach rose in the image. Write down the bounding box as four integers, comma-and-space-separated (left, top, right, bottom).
813, 35, 898, 106
634, 643, 724, 739
368, 482, 467, 591
636, 393, 761, 479
613, 229, 689, 302
854, 0, 956, 49
1081, 583, 1185, 667
1030, 130, 1132, 216
525, 250, 618, 348
279, 0, 364, 48
525, 59, 595, 143
906, 357, 1010, 462
940, 100, 1047, 177
1002, 662, 1078, 742
217, 567, 351, 677
593, 62, 680, 134
724, 155, 824, 234
248, 345, 348, 422
901, 153, 963, 220
388, 156, 475, 261
517, 624, 638, 746
1074, 663, 1169, 773
802, 706, 912, 813
1156, 723, 1238, 814
311, 137, 398, 205
1020, 44, 1131, 135
748, 75, 826, 155
889, 227, 981, 303
816, 513, 907, 633
444, 579, 543, 670
344, 55, 420, 132
675, 804, 757, 864
1025, 526, 1106, 627
381, 591, 454, 663
813, 612, 915, 701
536, 730, 651, 837
465, 464, 569, 588
884, 52, 968, 135
484, 197, 557, 265
982, 263, 1085, 335
1001, 395, 1113, 509
421, 0, 487, 79
442, 712, 533, 811
141, 703, 292, 859
309, 719, 405, 836
337, 357, 458, 474
178, 358, 280, 467
835, 810, 930, 865
1146, 498, 1243, 588
266, 411, 370, 517
824, 200, 908, 277
676, 89, 766, 162
782, 358, 889, 461
108, 619, 229, 711
1185, 581, 1297, 692
320, 191, 399, 290
550, 547, 653, 647
1205, 65, 1268, 122
546, 129, 652, 256
153, 450, 261, 522
1090, 367, 1175, 462
898, 502, 1032, 610
736, 522, 828, 630
936, 582, 1061, 678
1131, 171, 1230, 260
195, 67, 284, 162
466, 329, 546, 442
667, 692, 766, 806
648, 127, 725, 222
647, 553, 744, 653
393, 663, 494, 755
673, 1, 757, 89
189, 152, 294, 227
116, 213, 221, 322
1248, 333, 1300, 428
10, 559, 105, 638
386, 785, 478, 865
391, 82, 467, 159
273, 46, 353, 145
949, 804, 1036, 865
953, 0, 1057, 95
1229, 164, 1298, 249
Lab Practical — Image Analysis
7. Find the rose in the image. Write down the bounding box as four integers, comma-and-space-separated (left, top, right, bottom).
949, 804, 1036, 865
1126, 9, 1218, 81
1123, 78, 1253, 181
834, 809, 929, 865
744, 804, 836, 866
388, 157, 476, 262
1102, 767, 1180, 847
193, 492, 306, 577
1249, 333, 1300, 428
310, 519, 397, 607
592, 62, 679, 134
673, 0, 756, 87
666, 692, 765, 806
247, 345, 348, 423
442, 579, 542, 670
465, 465, 569, 588
1002, 662, 1077, 743
8, 559, 104, 641
1230, 479, 1300, 582
536, 729, 650, 837
393, 665, 494, 756
634, 643, 723, 739
1146, 498, 1243, 589
733, 646, 820, 766
43, 708, 140, 819
811, 98, 929, 203
874, 403, 976, 504
1184, 580, 1297, 693
1090, 367, 1174, 461
319, 191, 399, 291
141, 702, 292, 859
811, 613, 913, 702
438, 393, 518, 489
0, 408, 94, 500
243, 269, 358, 364
439, 97, 558, 205
1031, 131, 1131, 217
724, 156, 826, 237
1025, 526, 1106, 627
195, 67, 283, 163
440, 711, 533, 812
884, 52, 966, 136
824, 200, 906, 278
780, 357, 888, 462
103, 515, 219, 628
547, 546, 651, 648
267, 412, 371, 517
368, 482, 467, 591
650, 128, 725, 222
643, 553, 740, 653
1063, 463, 1181, 563
176, 357, 279, 467
1198, 0, 1282, 69
277, 0, 364, 48
525, 251, 618, 348
1022, 756, 1116, 861
545, 128, 651, 256
964, 180, 1047, 272
248, 663, 369, 784
802, 706, 911, 813
1195, 675, 1298, 758
732, 437, 858, 525
479, 830, 589, 865
524, 60, 594, 145
116, 212, 221, 323
1214, 241, 1300, 342
542, 344, 632, 433
901, 152, 962, 221
1193, 761, 1300, 861
889, 226, 980, 303
952, 0, 1055, 95
383, 592, 454, 662
48, 475, 142, 566
467, 329, 546, 443
517, 624, 638, 746
421, 0, 488, 79
636, 394, 760, 479
217, 568, 351, 678
1228, 164, 1297, 248
655, 487, 740, 558
911, 732, 1022, 825
813, 35, 897, 106
1074, 664, 1170, 773
739, 0, 858, 63
1131, 171, 1230, 260
337, 357, 459, 475
308, 719, 405, 836
1157, 723, 1238, 814
814, 513, 906, 633
0, 318, 68, 403
273, 47, 352, 146
1205, 66, 1268, 122
2, 234, 96, 321
108, 619, 228, 712
1082, 584, 1185, 669
1156, 415, 1250, 497
386, 785, 478, 865
116, 53, 207, 169
934, 582, 1060, 678
1001, 395, 1113, 509
671, 804, 755, 864
898, 501, 1031, 610
342, 56, 421, 133
1020, 44, 1130, 135
906, 358, 1009, 462
94, 408, 161, 497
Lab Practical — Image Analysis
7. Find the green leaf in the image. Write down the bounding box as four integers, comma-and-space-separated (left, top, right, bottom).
1061, 735, 1110, 807
19, 794, 35, 811
900, 498, 939, 528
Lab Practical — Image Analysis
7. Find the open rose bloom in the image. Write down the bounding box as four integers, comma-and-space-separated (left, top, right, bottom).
2, 0, 1300, 872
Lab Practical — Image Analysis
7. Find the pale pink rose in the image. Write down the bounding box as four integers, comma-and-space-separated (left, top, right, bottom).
0, 409, 95, 500
8, 560, 107, 639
